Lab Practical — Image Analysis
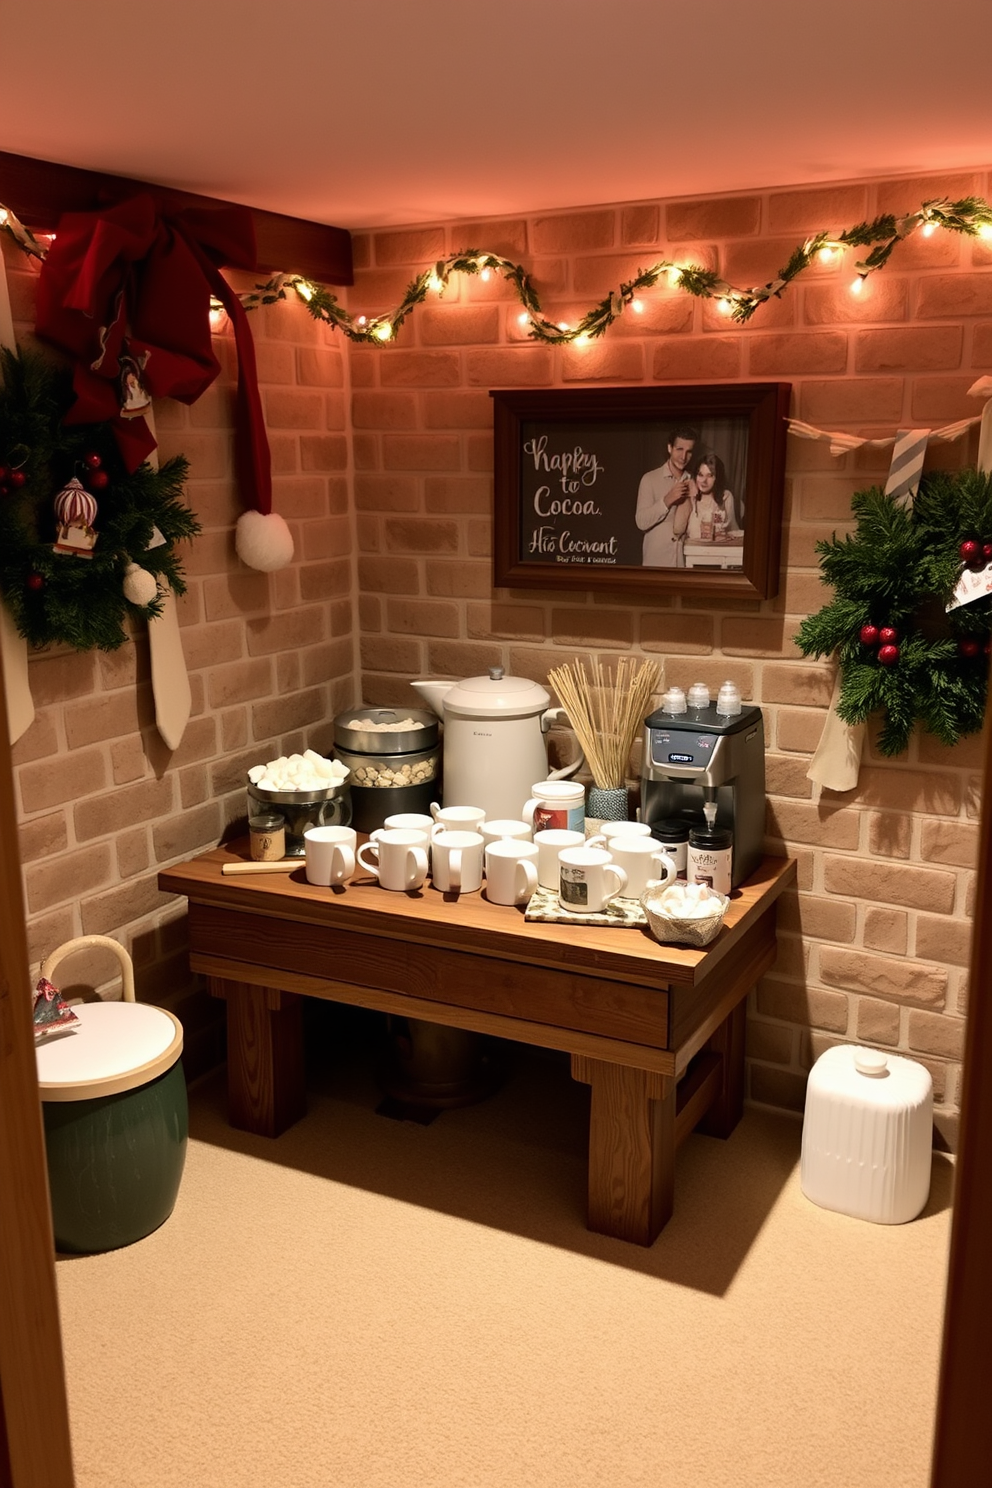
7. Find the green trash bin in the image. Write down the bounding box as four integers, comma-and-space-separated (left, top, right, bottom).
35, 936, 188, 1255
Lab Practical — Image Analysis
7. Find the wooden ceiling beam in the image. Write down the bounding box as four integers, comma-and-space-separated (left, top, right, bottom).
0, 148, 353, 286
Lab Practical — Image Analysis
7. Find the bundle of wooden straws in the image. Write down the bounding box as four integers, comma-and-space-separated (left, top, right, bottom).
548, 657, 661, 790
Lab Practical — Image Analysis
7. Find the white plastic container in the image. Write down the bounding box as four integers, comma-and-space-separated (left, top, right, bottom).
801, 1045, 933, 1224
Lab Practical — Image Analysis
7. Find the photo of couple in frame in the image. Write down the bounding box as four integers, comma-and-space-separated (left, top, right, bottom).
492, 383, 790, 601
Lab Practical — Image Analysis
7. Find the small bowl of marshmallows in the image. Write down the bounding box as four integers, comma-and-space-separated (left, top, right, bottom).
640, 879, 729, 948
246, 749, 351, 855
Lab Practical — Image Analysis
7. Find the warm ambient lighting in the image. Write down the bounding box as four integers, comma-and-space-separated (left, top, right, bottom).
0, 207, 8, 227
666, 267, 682, 287
921, 223, 937, 237
980, 224, 992, 240
208, 298, 227, 331
427, 274, 444, 294
295, 280, 314, 302
717, 297, 732, 315
517, 312, 530, 325
557, 321, 570, 331
818, 247, 837, 262
373, 322, 393, 341
850, 276, 865, 295
573, 333, 591, 347
632, 298, 645, 313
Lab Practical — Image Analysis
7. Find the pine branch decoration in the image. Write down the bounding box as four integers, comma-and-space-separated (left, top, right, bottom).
795, 470, 992, 755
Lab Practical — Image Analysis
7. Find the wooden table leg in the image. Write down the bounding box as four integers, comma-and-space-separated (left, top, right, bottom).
209, 978, 307, 1137
696, 997, 746, 1140
571, 1055, 676, 1246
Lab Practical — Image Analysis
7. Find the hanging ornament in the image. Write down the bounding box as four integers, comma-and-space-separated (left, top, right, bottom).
26, 572, 45, 592
82, 451, 103, 470
859, 624, 879, 647
118, 351, 152, 419
877, 643, 900, 666
122, 561, 159, 607
52, 476, 99, 558
87, 469, 110, 491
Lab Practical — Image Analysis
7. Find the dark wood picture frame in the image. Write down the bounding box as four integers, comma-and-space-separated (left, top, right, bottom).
492, 382, 791, 600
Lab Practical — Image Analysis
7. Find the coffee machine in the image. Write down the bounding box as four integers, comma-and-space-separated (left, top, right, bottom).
640, 691, 766, 888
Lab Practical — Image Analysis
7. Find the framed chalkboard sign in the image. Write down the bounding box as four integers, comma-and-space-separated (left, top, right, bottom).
492, 383, 790, 599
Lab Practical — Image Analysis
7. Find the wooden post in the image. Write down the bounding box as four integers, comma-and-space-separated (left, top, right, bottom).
571, 1054, 676, 1246
0, 645, 75, 1485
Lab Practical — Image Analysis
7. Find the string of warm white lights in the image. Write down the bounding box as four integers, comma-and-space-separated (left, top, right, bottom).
3, 194, 991, 347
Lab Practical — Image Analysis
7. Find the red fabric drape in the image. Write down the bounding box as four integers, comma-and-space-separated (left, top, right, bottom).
35, 193, 272, 513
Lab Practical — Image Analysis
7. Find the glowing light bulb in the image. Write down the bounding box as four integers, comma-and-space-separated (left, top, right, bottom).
717, 297, 732, 315
518, 312, 530, 325
632, 298, 645, 313
374, 322, 393, 341
296, 280, 314, 302
208, 299, 226, 331
0, 208, 8, 226
667, 267, 682, 287
558, 321, 569, 331
850, 276, 865, 295
979, 223, 992, 240
480, 267, 492, 282
921, 222, 936, 237
427, 273, 444, 294
574, 333, 591, 347
357, 315, 367, 326
818, 247, 836, 263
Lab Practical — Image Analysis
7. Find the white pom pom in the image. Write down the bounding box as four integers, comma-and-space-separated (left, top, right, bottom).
123, 562, 159, 606
235, 510, 294, 572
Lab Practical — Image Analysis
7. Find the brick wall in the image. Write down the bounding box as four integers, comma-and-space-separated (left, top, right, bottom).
348, 167, 992, 1148
4, 239, 358, 1075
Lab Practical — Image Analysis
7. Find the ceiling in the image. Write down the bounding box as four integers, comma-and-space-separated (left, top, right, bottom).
1, 0, 990, 231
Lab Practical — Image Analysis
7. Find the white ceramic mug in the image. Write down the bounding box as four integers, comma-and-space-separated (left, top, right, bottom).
523, 779, 585, 834
430, 804, 487, 837
586, 820, 653, 849
357, 829, 429, 892
304, 825, 357, 887
558, 847, 627, 914
430, 830, 485, 894
533, 827, 586, 890
480, 818, 532, 848
484, 840, 539, 906
607, 837, 677, 900
371, 821, 432, 860
383, 812, 435, 834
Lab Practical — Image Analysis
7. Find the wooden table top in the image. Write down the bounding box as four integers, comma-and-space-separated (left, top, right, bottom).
160, 843, 796, 991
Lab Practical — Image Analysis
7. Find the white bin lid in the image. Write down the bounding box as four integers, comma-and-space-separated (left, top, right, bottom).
36, 1002, 183, 1101
809, 1043, 932, 1108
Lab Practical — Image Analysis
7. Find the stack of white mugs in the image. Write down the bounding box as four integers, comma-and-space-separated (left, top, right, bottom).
302, 778, 683, 913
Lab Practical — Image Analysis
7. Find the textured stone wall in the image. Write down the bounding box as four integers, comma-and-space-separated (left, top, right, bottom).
347, 167, 992, 1147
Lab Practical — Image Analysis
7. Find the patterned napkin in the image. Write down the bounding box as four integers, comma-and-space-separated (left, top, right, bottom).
523, 883, 647, 928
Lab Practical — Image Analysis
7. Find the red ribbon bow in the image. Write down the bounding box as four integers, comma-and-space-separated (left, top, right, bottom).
34, 192, 272, 514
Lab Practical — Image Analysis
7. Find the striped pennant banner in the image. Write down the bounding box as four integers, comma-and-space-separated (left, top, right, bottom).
883, 429, 930, 507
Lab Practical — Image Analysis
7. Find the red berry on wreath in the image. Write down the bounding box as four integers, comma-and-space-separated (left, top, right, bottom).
879, 626, 899, 645
0, 466, 8, 482
82, 452, 102, 470
878, 644, 900, 666
959, 639, 981, 658
26, 573, 45, 592
86, 470, 110, 491
960, 540, 981, 565
7, 469, 26, 489
860, 623, 879, 646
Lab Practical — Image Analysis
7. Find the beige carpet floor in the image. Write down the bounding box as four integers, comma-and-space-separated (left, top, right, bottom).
55, 1021, 953, 1488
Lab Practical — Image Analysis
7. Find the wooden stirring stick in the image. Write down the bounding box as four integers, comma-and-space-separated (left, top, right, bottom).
221, 860, 300, 875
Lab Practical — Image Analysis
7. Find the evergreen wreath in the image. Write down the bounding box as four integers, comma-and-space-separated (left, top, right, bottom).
0, 348, 199, 652
795, 468, 992, 755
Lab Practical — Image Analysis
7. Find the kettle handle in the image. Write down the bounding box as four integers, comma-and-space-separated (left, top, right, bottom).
542, 707, 585, 780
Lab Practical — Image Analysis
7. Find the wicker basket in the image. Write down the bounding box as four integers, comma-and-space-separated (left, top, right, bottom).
640, 882, 729, 948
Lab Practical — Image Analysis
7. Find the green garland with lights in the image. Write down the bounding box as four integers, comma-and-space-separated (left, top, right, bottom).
4, 192, 991, 347
236, 194, 992, 345
795, 468, 992, 756
0, 348, 199, 652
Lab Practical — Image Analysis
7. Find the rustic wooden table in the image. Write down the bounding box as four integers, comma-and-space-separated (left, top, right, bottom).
159, 846, 795, 1246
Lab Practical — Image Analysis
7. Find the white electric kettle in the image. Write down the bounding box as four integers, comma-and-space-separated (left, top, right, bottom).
411, 667, 584, 822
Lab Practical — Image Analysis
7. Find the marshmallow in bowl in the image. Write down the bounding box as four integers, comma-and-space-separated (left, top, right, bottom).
248, 749, 349, 793
654, 882, 719, 919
